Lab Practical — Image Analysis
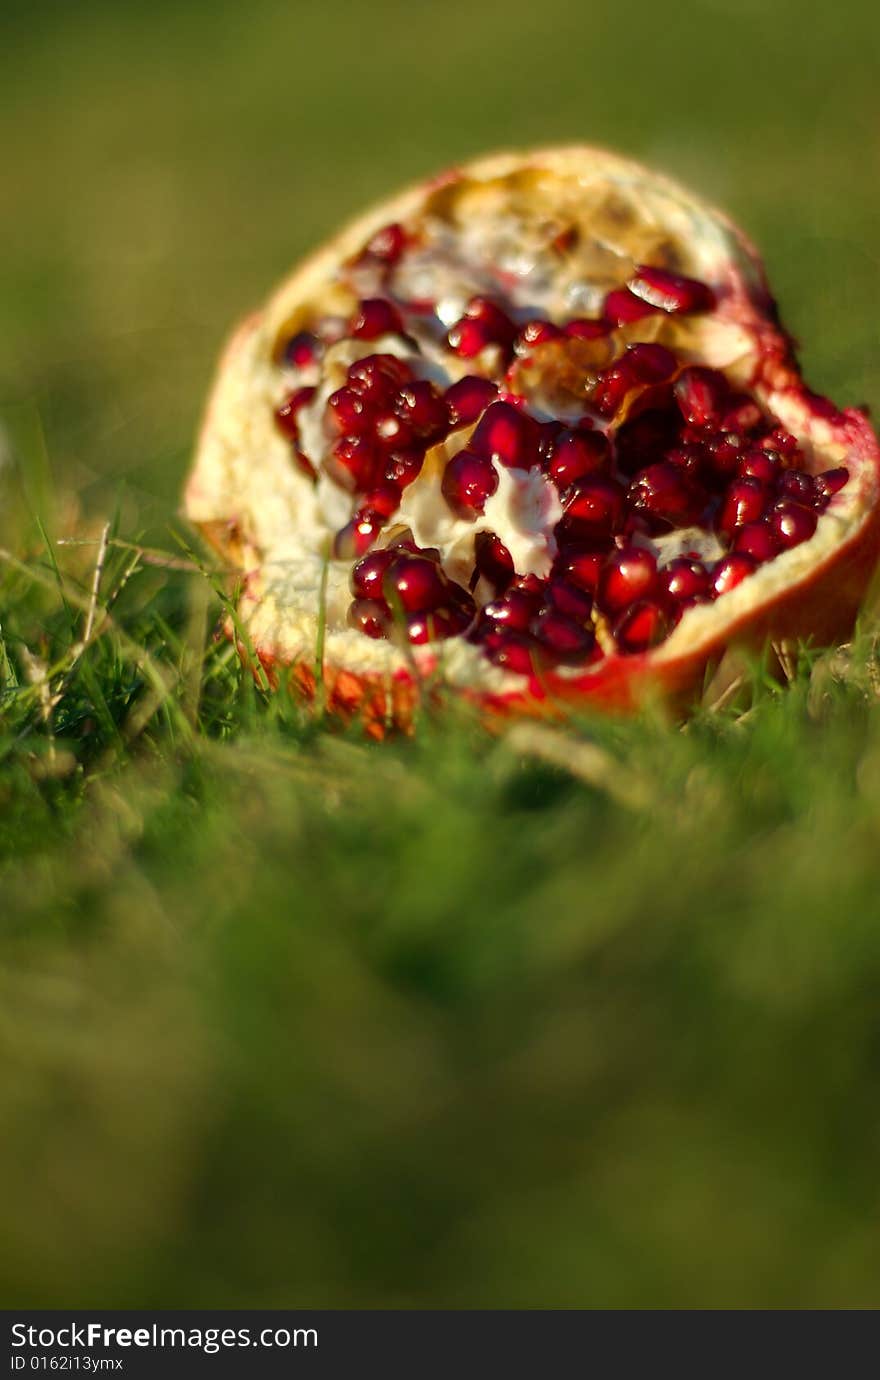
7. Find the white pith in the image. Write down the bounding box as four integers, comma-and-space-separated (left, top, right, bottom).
185, 146, 879, 698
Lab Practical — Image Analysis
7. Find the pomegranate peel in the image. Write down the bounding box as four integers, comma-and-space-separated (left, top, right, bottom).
185, 146, 880, 731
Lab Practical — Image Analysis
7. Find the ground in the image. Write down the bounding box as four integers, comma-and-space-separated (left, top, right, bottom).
2, 0, 880, 1308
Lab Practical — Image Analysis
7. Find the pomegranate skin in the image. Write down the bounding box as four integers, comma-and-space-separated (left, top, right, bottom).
186, 146, 880, 733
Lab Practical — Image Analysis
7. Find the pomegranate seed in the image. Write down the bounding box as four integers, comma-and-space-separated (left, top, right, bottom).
731, 521, 780, 563
661, 557, 711, 602
665, 442, 704, 480
327, 386, 374, 437
674, 367, 729, 426
333, 511, 383, 559
348, 597, 391, 639
554, 548, 604, 592
471, 400, 541, 469
383, 445, 425, 488
716, 477, 769, 535
347, 353, 413, 402
771, 501, 818, 549
547, 429, 609, 489
712, 553, 757, 597
473, 531, 514, 593
545, 579, 594, 623
444, 375, 498, 428
603, 286, 660, 327
351, 548, 396, 599
363, 222, 407, 265
514, 319, 563, 354
374, 411, 415, 450
599, 546, 659, 614
383, 554, 448, 612
737, 448, 779, 484
761, 427, 800, 458
564, 318, 610, 340
479, 588, 541, 632
531, 609, 596, 663
394, 381, 449, 441
815, 467, 849, 503
327, 435, 381, 491
447, 297, 516, 358
275, 385, 316, 438
484, 632, 536, 675
509, 573, 546, 599
776, 469, 817, 504
561, 475, 625, 539
704, 432, 743, 478
406, 604, 471, 644
441, 450, 499, 517
613, 599, 672, 653
593, 343, 676, 416
628, 462, 702, 525
283, 332, 321, 369
628, 265, 716, 314
614, 408, 683, 475
352, 298, 405, 340
361, 482, 401, 519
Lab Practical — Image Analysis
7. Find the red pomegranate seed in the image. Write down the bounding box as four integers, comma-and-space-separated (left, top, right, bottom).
283, 331, 321, 369
514, 319, 563, 354
704, 431, 743, 478
327, 386, 374, 437
815, 467, 849, 503
473, 530, 514, 593
711, 553, 758, 597
547, 429, 609, 489
347, 353, 413, 402
483, 632, 536, 675
674, 366, 729, 426
554, 548, 604, 592
350, 548, 396, 599
562, 475, 625, 539
479, 588, 541, 632
614, 408, 684, 476
613, 599, 672, 653
564, 318, 610, 340
628, 462, 702, 525
348, 597, 391, 639
776, 469, 817, 504
545, 579, 594, 623
731, 520, 781, 562
383, 445, 425, 488
394, 381, 449, 441
441, 450, 499, 517
352, 298, 405, 340
275, 385, 316, 438
716, 477, 769, 535
761, 427, 800, 458
361, 481, 401, 519
363, 222, 407, 265
628, 265, 716, 314
444, 375, 498, 428
661, 557, 711, 602
770, 500, 818, 549
603, 286, 660, 327
383, 553, 448, 612
328, 435, 381, 491
406, 603, 472, 644
599, 545, 659, 614
471, 400, 541, 469
531, 609, 596, 663
447, 297, 517, 358
333, 511, 383, 559
593, 342, 677, 416
665, 442, 704, 480
374, 410, 414, 450
737, 448, 779, 484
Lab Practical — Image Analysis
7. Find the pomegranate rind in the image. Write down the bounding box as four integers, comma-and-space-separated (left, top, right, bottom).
185, 146, 880, 729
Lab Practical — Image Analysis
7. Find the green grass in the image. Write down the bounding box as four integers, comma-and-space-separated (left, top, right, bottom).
3, 0, 880, 1308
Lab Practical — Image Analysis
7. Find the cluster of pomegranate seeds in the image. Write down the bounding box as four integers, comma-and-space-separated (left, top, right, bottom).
348, 543, 475, 645
271, 241, 852, 671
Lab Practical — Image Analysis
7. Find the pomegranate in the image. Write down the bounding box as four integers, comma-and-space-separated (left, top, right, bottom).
186, 146, 880, 732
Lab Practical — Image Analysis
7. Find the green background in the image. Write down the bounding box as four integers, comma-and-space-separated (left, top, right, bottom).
2, 0, 880, 1307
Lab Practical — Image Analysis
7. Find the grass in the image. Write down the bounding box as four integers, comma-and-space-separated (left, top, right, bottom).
2, 0, 880, 1308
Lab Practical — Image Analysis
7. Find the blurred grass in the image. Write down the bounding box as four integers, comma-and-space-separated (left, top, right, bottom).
2, 0, 880, 1308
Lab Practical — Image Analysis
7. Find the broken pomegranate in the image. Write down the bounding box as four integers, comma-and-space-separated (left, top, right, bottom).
186, 146, 880, 730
